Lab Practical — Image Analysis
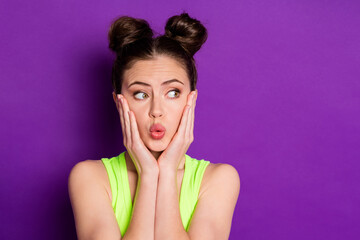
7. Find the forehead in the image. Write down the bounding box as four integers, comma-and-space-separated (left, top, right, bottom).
123, 55, 189, 86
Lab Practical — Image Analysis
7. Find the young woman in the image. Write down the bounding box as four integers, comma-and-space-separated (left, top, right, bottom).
68, 12, 240, 240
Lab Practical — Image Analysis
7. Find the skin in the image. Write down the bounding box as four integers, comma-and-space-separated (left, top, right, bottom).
111, 54, 198, 174
68, 55, 240, 240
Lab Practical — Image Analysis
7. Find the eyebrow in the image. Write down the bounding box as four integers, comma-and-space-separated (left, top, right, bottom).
128, 79, 184, 88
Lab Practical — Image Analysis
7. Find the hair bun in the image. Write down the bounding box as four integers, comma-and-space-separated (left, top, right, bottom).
108, 16, 153, 55
165, 13, 208, 56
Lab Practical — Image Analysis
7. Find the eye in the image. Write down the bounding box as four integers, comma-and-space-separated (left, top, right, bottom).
134, 92, 148, 100
168, 89, 180, 98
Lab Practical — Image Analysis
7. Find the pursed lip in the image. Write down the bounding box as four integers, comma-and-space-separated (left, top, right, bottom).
150, 123, 166, 133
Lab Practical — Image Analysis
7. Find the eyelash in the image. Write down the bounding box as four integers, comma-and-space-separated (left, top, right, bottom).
133, 89, 181, 100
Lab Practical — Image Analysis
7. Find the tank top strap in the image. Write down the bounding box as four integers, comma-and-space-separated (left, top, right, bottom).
101, 152, 132, 237
179, 154, 210, 231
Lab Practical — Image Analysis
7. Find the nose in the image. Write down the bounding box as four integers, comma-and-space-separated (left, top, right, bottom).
149, 96, 163, 118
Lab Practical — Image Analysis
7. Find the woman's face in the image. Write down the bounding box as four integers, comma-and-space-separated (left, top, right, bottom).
114, 55, 191, 155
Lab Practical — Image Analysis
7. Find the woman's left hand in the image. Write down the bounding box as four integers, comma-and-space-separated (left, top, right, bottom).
157, 90, 198, 172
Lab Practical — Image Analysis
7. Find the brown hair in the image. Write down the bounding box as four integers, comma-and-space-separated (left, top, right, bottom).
108, 12, 208, 94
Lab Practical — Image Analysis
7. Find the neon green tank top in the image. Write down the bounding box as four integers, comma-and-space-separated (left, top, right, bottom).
101, 151, 210, 237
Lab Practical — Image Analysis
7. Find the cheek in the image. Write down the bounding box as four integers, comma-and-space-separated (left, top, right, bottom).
132, 110, 149, 140
132, 109, 145, 125
171, 104, 186, 127
128, 104, 146, 130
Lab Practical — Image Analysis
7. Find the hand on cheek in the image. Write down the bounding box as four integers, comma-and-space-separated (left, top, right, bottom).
157, 90, 197, 171
117, 94, 159, 175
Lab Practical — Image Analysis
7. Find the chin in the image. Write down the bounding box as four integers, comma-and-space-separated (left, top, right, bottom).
145, 137, 169, 153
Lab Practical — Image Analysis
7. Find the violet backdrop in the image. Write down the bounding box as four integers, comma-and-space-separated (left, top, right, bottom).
1, 0, 359, 239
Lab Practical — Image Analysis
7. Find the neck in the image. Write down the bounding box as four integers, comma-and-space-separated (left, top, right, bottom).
150, 150, 163, 160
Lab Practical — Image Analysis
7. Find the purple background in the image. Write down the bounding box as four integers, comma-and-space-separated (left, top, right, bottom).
1, 0, 359, 239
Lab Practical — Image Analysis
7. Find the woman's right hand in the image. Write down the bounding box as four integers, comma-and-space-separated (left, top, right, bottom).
116, 94, 159, 176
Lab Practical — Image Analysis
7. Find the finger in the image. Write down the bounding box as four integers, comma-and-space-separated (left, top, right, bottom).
186, 105, 192, 139
195, 90, 198, 106
181, 91, 195, 137
186, 94, 195, 139
177, 104, 191, 138
122, 96, 132, 145
117, 94, 126, 140
186, 91, 195, 106
190, 92, 197, 140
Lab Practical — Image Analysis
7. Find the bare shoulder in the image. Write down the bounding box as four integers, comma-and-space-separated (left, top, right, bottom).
68, 160, 120, 240
69, 159, 112, 200
68, 160, 108, 187
188, 162, 240, 239
69, 159, 102, 173
200, 162, 241, 198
